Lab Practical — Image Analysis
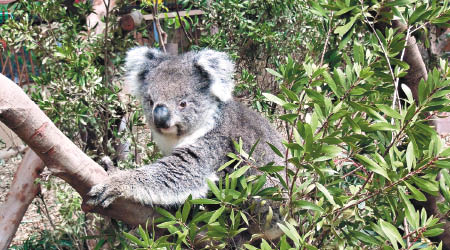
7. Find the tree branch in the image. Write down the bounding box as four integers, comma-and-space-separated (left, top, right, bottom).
0, 74, 157, 228
0, 149, 44, 249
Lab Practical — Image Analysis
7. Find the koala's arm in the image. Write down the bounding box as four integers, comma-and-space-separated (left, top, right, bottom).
87, 143, 223, 208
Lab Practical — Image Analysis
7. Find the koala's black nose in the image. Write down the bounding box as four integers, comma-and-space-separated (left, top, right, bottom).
153, 104, 171, 129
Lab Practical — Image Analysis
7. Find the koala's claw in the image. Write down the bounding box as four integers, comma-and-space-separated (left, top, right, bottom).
86, 183, 120, 208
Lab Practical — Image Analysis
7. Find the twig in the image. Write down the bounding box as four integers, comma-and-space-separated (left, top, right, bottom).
175, 1, 193, 44
336, 156, 438, 214
152, 1, 166, 53
404, 217, 411, 248
319, 12, 334, 67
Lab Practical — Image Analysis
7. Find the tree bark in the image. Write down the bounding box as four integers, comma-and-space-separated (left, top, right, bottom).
0, 74, 157, 233
0, 149, 44, 250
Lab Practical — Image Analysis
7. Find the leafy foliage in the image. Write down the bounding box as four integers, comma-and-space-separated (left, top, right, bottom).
2, 0, 450, 249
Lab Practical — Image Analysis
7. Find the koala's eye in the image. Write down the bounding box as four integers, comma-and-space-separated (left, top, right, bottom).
179, 101, 187, 109
149, 99, 154, 106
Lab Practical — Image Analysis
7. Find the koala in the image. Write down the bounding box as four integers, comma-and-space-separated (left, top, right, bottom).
87, 47, 285, 219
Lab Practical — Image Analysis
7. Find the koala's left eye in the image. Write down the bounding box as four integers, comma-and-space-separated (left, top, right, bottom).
179, 101, 187, 109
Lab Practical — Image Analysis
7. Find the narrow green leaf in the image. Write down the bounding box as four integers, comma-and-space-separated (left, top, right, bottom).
266, 68, 283, 78
268, 142, 284, 158
277, 223, 300, 248
207, 179, 222, 200
209, 206, 225, 224
355, 154, 391, 180
218, 159, 236, 172
376, 104, 402, 119
230, 165, 251, 178
423, 228, 445, 237
399, 190, 419, 229
258, 165, 285, 173
334, 14, 360, 37
182, 200, 191, 222
316, 183, 337, 206
350, 230, 380, 245
123, 232, 147, 247
263, 93, 286, 106
404, 181, 427, 201
190, 198, 221, 205
385, 0, 414, 7
155, 207, 176, 220
335, 6, 357, 16
293, 200, 324, 213
379, 219, 405, 249
406, 142, 415, 171
369, 122, 397, 131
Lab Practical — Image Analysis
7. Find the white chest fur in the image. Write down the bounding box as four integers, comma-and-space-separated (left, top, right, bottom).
151, 111, 217, 155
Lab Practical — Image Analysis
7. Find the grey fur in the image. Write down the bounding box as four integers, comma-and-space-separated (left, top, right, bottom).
87, 47, 285, 210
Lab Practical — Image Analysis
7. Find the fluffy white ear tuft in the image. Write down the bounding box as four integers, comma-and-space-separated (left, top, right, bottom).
124, 47, 164, 97
195, 49, 235, 102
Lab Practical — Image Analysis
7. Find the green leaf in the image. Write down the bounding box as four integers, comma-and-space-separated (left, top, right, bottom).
404, 181, 427, 202
440, 147, 450, 157
323, 71, 341, 97
293, 200, 324, 213
379, 219, 405, 249
412, 176, 439, 195
400, 189, 419, 229
277, 222, 300, 248
334, 14, 360, 37
353, 41, 364, 64
266, 68, 283, 78
218, 159, 237, 171
369, 122, 397, 131
316, 183, 337, 206
401, 84, 414, 104
258, 165, 285, 173
268, 142, 284, 158
355, 154, 390, 180
209, 206, 225, 224
182, 199, 191, 222
406, 142, 416, 171
423, 228, 445, 237
190, 198, 221, 205
309, 2, 327, 17
335, 6, 357, 16
346, 115, 361, 133
230, 165, 250, 178
207, 179, 222, 200
384, 0, 415, 7
350, 230, 380, 245
409, 4, 427, 24
155, 207, 176, 220
376, 104, 402, 119
263, 93, 286, 106
123, 232, 147, 247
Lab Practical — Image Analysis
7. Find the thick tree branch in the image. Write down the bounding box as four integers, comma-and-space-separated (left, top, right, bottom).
0, 74, 157, 228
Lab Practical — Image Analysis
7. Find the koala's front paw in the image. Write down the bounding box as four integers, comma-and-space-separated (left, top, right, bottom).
86, 175, 125, 208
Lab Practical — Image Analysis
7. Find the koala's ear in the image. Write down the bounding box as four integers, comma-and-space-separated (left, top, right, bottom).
195, 49, 235, 102
124, 46, 165, 97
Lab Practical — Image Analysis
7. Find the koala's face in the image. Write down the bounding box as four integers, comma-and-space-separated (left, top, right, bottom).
125, 48, 234, 138
140, 62, 217, 136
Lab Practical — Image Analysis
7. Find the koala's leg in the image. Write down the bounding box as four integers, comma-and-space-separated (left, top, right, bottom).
87, 146, 218, 208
